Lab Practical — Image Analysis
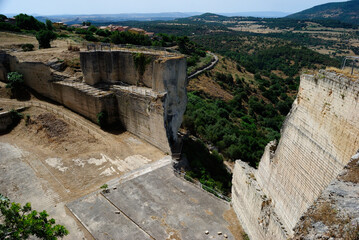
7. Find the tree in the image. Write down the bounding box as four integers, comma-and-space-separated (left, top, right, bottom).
88, 25, 97, 32
14, 13, 45, 31
0, 195, 69, 239
46, 19, 53, 30
6, 72, 24, 98
36, 30, 57, 48
0, 14, 7, 22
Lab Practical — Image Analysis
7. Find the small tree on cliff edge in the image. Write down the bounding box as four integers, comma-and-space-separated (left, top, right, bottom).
36, 30, 57, 48
0, 194, 69, 239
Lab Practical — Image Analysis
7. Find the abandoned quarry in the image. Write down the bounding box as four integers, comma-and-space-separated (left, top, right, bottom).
1, 4, 359, 240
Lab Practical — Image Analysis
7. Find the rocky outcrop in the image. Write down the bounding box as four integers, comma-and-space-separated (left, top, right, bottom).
0, 50, 187, 153
232, 70, 359, 240
293, 151, 359, 239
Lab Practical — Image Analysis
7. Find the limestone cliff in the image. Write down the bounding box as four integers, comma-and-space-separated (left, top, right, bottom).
0, 50, 187, 153
232, 70, 359, 240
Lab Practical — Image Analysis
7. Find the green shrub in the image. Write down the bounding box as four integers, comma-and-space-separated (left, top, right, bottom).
84, 33, 98, 42
45, 19, 53, 30
6, 72, 24, 90
88, 26, 97, 32
133, 53, 152, 85
0, 22, 20, 32
22, 43, 34, 52
25, 114, 30, 126
96, 111, 108, 128
96, 29, 111, 37
36, 30, 57, 48
75, 28, 89, 34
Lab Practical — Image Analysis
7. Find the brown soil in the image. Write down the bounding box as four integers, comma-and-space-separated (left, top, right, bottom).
339, 158, 359, 183
0, 100, 165, 199
223, 207, 247, 240
0, 32, 83, 75
33, 113, 69, 140
0, 81, 9, 98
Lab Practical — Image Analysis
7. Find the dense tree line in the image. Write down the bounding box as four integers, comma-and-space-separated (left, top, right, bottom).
192, 33, 340, 76
182, 138, 232, 194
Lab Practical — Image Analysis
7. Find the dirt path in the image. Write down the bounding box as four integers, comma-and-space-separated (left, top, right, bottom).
188, 52, 219, 79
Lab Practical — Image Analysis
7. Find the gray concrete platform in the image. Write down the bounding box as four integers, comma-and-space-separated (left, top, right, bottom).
68, 164, 234, 240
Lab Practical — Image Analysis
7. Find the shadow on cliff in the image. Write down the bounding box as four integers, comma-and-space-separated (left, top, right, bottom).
100, 123, 125, 135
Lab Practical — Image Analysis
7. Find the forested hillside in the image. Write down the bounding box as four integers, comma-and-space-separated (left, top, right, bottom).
287, 0, 359, 25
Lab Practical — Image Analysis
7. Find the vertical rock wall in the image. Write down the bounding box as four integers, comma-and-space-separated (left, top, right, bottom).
232, 70, 359, 239
0, 50, 187, 153
80, 51, 187, 152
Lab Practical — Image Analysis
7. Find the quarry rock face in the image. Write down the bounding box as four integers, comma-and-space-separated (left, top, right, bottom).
232, 70, 359, 240
0, 50, 187, 153
292, 151, 359, 239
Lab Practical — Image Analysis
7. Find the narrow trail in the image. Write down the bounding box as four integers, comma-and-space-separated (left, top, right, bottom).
188, 52, 219, 79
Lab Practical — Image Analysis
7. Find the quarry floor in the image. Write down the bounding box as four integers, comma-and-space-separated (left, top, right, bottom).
0, 95, 243, 239
68, 164, 238, 240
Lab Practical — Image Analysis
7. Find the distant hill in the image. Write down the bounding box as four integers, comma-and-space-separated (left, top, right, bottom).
185, 13, 230, 22
287, 0, 359, 25
34, 12, 201, 24
221, 11, 291, 18
185, 12, 291, 21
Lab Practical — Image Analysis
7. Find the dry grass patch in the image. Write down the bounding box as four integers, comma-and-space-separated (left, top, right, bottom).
309, 202, 338, 226
340, 158, 359, 183
327, 67, 359, 81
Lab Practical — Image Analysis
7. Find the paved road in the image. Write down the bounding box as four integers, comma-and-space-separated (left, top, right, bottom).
188, 52, 219, 79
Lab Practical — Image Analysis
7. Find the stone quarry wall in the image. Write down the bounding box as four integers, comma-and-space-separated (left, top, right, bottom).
232, 70, 359, 240
80, 51, 187, 92
0, 50, 187, 153
80, 51, 187, 151
1, 54, 118, 124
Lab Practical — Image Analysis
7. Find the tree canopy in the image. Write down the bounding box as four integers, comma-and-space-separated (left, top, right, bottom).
14, 14, 45, 31
36, 30, 57, 48
0, 194, 69, 239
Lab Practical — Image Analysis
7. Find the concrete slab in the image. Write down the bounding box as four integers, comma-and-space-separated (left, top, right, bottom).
68, 193, 152, 240
69, 164, 234, 240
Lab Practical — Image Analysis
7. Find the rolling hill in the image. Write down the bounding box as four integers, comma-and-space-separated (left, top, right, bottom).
286, 0, 359, 25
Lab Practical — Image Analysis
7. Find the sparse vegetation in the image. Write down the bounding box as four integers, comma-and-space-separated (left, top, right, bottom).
100, 184, 109, 193
133, 53, 152, 85
97, 111, 108, 129
21, 43, 34, 52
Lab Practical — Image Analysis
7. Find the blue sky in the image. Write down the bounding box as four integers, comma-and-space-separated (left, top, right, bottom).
0, 0, 348, 15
